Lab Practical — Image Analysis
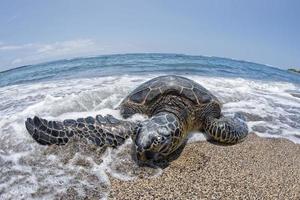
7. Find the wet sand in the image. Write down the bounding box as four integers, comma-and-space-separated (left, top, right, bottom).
109, 134, 300, 200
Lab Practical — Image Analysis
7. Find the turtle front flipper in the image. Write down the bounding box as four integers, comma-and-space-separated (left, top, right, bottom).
204, 113, 249, 144
25, 114, 136, 147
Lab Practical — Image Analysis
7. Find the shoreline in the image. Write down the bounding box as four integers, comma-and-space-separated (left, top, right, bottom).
109, 133, 300, 199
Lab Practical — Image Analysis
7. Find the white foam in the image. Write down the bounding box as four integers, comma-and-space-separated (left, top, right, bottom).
0, 74, 299, 199
101, 139, 163, 181
187, 132, 207, 143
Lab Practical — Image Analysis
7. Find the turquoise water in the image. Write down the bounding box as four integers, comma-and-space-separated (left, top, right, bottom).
0, 53, 299, 199
1, 53, 299, 87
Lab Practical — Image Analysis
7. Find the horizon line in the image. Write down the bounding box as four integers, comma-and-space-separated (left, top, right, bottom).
0, 52, 294, 74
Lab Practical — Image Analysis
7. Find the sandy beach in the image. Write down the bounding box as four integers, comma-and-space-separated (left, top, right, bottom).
1, 1, 300, 199
109, 133, 300, 200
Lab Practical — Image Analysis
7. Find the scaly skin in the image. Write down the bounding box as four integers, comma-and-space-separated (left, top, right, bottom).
25, 75, 249, 162
25, 115, 135, 147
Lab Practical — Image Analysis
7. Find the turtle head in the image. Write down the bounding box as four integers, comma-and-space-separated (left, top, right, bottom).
134, 113, 178, 163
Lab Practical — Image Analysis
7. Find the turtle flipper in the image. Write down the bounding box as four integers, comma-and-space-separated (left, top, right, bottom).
25, 114, 136, 147
25, 116, 70, 145
204, 113, 248, 144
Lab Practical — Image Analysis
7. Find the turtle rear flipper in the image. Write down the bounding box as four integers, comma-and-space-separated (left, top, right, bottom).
25, 115, 136, 147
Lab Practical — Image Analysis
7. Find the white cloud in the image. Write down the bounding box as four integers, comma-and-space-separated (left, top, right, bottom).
0, 39, 98, 53
0, 43, 35, 51
11, 58, 23, 65
0, 39, 105, 69
36, 39, 99, 54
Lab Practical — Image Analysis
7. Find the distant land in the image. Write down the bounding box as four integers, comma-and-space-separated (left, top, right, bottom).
288, 68, 300, 74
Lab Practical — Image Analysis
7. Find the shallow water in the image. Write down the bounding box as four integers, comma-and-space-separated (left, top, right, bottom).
0, 54, 299, 199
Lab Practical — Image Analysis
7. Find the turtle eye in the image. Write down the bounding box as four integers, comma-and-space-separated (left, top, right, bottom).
153, 140, 159, 145
157, 135, 162, 141
156, 135, 166, 142
152, 136, 161, 145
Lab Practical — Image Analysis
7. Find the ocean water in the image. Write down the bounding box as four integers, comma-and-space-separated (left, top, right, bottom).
0, 53, 299, 199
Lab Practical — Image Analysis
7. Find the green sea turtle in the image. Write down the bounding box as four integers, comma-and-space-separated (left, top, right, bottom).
25, 75, 248, 162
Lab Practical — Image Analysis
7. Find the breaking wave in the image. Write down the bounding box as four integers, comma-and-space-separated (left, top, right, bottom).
0, 54, 299, 199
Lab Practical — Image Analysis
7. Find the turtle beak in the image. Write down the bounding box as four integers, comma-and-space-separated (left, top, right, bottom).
136, 151, 147, 162
135, 143, 147, 162
136, 149, 156, 162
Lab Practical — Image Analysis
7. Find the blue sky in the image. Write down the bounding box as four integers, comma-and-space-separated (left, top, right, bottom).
0, 0, 299, 71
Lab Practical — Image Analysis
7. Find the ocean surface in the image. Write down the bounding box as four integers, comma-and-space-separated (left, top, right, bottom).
0, 53, 300, 199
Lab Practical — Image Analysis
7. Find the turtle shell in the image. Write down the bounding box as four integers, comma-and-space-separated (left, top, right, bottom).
120, 75, 219, 117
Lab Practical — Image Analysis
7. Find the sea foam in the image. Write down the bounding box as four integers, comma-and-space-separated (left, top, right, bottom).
0, 74, 299, 199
